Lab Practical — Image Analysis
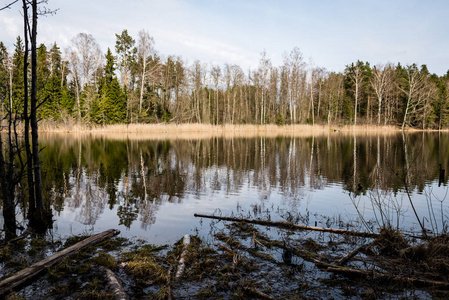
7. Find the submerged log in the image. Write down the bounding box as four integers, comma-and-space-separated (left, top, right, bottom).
102, 267, 127, 300
0, 229, 120, 296
194, 213, 378, 238
175, 234, 191, 279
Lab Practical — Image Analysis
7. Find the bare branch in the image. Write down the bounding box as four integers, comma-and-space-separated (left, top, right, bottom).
0, 0, 19, 11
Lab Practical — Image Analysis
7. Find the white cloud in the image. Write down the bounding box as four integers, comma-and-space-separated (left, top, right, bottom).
146, 25, 259, 69
0, 15, 22, 48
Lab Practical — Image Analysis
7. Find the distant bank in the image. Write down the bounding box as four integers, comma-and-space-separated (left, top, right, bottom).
35, 123, 444, 139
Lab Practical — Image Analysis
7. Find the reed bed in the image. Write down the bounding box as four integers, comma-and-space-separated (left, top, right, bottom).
38, 123, 405, 140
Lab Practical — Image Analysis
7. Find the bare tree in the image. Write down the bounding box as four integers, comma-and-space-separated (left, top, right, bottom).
137, 29, 155, 114
286, 48, 306, 124
346, 61, 365, 127
399, 64, 436, 129
211, 65, 221, 124
66, 33, 103, 120
230, 64, 244, 124
258, 50, 271, 125
371, 63, 394, 126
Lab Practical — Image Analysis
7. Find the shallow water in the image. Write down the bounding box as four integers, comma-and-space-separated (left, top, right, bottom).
7, 131, 449, 244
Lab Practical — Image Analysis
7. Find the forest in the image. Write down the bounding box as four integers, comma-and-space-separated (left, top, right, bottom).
1, 29, 449, 129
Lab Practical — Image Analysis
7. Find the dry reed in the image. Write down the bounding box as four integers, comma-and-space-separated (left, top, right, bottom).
36, 123, 406, 140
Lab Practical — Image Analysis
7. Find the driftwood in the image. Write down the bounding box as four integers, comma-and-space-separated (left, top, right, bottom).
175, 234, 191, 279
194, 213, 378, 238
0, 229, 120, 296
102, 267, 127, 300
335, 239, 378, 266
225, 227, 449, 289
325, 265, 449, 288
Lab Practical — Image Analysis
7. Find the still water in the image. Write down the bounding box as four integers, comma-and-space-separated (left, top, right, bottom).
28, 132, 449, 243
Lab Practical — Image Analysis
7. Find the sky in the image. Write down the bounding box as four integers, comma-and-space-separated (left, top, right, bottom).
1, 0, 448, 75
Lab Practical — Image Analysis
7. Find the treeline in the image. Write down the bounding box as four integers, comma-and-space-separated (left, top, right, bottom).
1, 29, 449, 129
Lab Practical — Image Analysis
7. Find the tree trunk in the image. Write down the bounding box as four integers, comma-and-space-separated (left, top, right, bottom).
31, 0, 44, 216
22, 0, 36, 216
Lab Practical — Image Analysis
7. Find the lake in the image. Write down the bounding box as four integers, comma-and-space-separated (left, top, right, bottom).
19, 131, 449, 244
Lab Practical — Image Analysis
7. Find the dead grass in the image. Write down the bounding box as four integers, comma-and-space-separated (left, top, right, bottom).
37, 123, 406, 140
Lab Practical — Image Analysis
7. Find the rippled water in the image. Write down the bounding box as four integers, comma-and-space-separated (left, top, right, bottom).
15, 131, 449, 244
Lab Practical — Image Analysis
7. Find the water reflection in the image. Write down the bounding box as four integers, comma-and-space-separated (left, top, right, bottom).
37, 132, 449, 241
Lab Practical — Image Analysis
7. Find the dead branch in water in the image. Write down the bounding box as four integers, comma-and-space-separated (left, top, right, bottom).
0, 229, 120, 296
174, 234, 191, 279
194, 213, 378, 238
335, 239, 378, 266
102, 267, 127, 300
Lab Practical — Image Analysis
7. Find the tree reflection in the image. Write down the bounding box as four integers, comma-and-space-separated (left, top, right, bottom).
35, 132, 449, 230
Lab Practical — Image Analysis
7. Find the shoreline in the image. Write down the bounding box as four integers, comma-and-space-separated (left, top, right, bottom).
35, 123, 448, 139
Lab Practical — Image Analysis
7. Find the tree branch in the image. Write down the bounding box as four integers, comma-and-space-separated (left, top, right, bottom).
0, 0, 19, 11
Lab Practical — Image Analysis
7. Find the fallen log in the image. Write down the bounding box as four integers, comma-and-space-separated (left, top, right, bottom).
325, 265, 449, 288
102, 267, 127, 300
175, 234, 191, 279
0, 229, 120, 296
335, 239, 378, 266
194, 213, 378, 238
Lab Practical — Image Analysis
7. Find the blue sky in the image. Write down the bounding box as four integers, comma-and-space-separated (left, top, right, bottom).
1, 0, 448, 75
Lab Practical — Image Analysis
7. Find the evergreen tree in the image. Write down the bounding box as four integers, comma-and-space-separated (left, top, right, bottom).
11, 36, 25, 114
0, 42, 9, 115
115, 29, 136, 88
104, 77, 126, 123
97, 48, 126, 124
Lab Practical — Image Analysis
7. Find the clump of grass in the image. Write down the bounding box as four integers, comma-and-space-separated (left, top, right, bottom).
5, 293, 24, 300
400, 234, 449, 277
98, 237, 130, 251
78, 280, 114, 300
91, 251, 117, 269
0, 244, 13, 262
49, 284, 72, 297
29, 237, 48, 250
48, 256, 92, 282
125, 257, 168, 284
303, 238, 324, 252
375, 227, 409, 256
63, 234, 91, 248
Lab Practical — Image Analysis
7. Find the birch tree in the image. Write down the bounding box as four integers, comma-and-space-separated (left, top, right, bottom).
371, 63, 394, 126
258, 50, 271, 124
346, 61, 365, 127
137, 29, 155, 114
399, 64, 433, 129
66, 33, 102, 120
